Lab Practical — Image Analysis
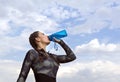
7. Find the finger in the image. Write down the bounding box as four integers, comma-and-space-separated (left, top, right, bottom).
53, 37, 61, 43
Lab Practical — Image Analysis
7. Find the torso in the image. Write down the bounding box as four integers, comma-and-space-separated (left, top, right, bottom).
31, 49, 59, 78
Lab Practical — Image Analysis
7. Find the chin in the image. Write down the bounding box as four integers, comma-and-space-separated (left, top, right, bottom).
46, 41, 50, 45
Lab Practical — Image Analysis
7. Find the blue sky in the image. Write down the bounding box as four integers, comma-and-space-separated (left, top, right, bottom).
0, 0, 120, 82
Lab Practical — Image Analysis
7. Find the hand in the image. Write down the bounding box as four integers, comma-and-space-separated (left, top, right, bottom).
53, 37, 61, 43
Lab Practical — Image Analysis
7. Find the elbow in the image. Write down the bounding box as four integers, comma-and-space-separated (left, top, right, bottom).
69, 53, 76, 61
72, 55, 76, 61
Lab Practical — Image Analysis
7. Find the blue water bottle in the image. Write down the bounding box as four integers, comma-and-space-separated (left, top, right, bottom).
48, 30, 67, 41
48, 30, 67, 50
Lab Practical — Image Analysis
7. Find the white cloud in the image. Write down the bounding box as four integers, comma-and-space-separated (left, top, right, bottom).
0, 0, 120, 35
0, 19, 11, 35
68, 18, 109, 34
0, 0, 46, 14
0, 60, 20, 82
62, 0, 120, 34
57, 60, 120, 82
0, 7, 59, 56
55, 0, 119, 13
58, 60, 120, 77
75, 38, 120, 55
7, 7, 59, 32
0, 36, 29, 56
42, 3, 81, 24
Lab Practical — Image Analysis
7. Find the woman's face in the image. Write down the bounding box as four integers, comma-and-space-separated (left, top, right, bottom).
36, 32, 50, 45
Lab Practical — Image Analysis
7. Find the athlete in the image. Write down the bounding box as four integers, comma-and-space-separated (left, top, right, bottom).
17, 31, 76, 82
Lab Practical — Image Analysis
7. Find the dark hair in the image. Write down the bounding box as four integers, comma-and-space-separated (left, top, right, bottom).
29, 31, 39, 49
29, 31, 48, 61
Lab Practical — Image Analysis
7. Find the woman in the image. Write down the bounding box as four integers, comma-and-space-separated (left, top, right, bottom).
17, 31, 76, 82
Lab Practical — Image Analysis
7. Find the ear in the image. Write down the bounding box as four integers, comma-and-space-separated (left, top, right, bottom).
35, 37, 41, 42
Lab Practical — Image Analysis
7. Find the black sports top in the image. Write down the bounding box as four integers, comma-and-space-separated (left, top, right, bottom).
17, 40, 76, 82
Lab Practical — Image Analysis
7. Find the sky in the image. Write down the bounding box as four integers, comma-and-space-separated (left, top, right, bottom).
0, 0, 120, 82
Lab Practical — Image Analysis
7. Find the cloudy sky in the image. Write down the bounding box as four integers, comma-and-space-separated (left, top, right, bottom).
0, 0, 120, 82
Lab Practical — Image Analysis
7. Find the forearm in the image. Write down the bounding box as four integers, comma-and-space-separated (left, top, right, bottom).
58, 40, 76, 62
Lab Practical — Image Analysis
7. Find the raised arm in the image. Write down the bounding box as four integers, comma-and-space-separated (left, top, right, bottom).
17, 50, 35, 82
53, 39, 76, 63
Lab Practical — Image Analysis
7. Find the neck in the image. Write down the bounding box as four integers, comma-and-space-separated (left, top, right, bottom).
37, 43, 47, 51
